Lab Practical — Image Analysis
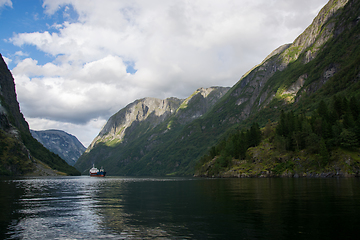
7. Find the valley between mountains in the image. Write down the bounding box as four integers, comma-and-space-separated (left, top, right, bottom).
1, 0, 359, 177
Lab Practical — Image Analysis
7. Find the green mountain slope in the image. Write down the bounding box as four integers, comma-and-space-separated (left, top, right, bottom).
75, 87, 229, 175
195, 0, 360, 176
195, 97, 360, 177
77, 0, 359, 176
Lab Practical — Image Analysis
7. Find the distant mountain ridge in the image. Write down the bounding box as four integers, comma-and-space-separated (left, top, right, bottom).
31, 129, 86, 166
76, 0, 359, 176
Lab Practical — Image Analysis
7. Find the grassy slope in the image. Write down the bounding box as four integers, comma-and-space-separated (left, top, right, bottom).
21, 132, 81, 176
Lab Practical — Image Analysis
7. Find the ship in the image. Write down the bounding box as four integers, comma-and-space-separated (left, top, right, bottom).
89, 164, 106, 177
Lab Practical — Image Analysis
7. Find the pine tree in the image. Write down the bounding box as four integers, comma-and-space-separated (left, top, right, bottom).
340, 129, 359, 149
332, 95, 343, 119
319, 138, 329, 166
349, 96, 359, 119
318, 100, 329, 120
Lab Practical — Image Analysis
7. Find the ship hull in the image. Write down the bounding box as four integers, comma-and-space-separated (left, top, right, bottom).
90, 171, 106, 177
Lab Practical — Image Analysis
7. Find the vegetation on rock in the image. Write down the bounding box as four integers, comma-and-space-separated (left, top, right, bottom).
195, 97, 360, 177
0, 130, 34, 175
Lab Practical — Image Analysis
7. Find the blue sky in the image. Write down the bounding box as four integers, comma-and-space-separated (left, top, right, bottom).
0, 0, 328, 147
1, 0, 72, 67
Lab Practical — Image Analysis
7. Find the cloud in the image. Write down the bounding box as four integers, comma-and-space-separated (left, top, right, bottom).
2, 56, 12, 65
12, 57, 135, 124
9, 0, 329, 146
0, 0, 12, 8
15, 51, 28, 57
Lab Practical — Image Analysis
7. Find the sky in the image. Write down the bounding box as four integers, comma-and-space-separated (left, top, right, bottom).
0, 0, 329, 147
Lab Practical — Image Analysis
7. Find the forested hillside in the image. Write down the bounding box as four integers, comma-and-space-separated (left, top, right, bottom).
195, 96, 360, 177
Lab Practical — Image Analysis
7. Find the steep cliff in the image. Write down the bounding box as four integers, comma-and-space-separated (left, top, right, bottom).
31, 129, 86, 166
0, 54, 80, 176
207, 0, 350, 125
0, 56, 29, 133
86, 97, 183, 153
0, 54, 35, 175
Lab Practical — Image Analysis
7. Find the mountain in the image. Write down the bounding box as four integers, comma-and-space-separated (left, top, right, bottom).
0, 54, 80, 176
30, 129, 86, 166
75, 87, 230, 175
197, 1, 360, 177
77, 0, 359, 176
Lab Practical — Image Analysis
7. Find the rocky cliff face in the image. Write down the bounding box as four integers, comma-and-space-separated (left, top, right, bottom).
283, 0, 349, 64
0, 54, 35, 175
0, 55, 29, 133
31, 129, 86, 166
222, 0, 349, 123
175, 87, 230, 124
87, 97, 184, 152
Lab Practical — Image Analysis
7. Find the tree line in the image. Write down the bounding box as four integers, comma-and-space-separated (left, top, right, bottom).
275, 96, 360, 165
196, 95, 360, 174
195, 122, 261, 174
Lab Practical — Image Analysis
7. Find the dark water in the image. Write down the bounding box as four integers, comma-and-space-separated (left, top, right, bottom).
1, 177, 359, 239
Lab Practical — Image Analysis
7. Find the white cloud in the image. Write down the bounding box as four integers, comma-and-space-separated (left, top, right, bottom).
2, 56, 12, 65
0, 0, 12, 8
9, 0, 329, 146
14, 51, 28, 57
13, 59, 137, 124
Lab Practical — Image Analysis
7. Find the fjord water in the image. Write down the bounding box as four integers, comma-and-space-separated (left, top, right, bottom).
1, 177, 359, 239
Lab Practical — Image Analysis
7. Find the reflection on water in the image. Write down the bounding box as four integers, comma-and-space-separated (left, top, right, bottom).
1, 177, 200, 239
4, 177, 107, 239
0, 176, 360, 239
